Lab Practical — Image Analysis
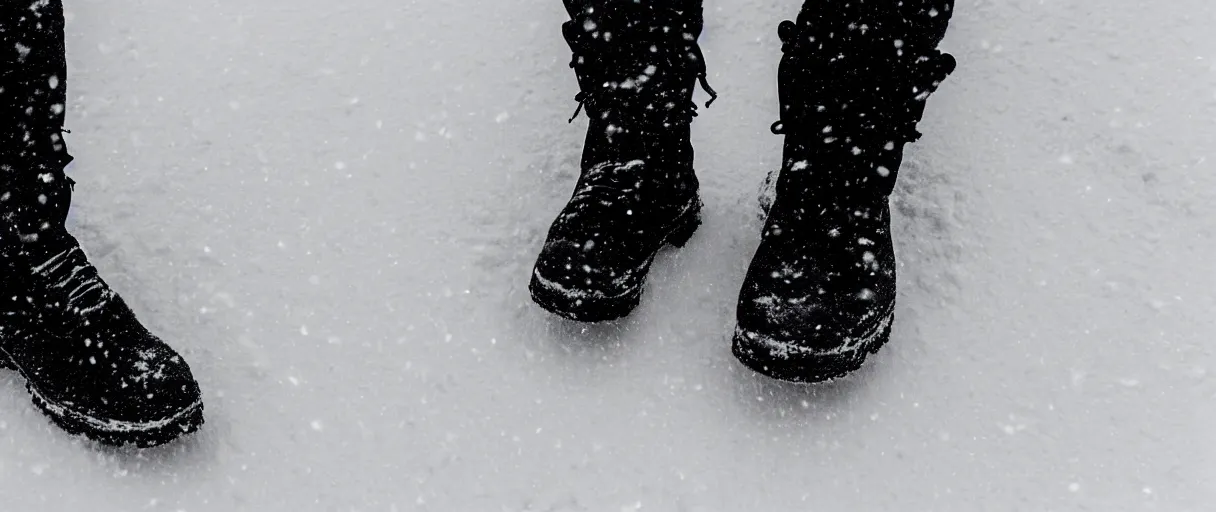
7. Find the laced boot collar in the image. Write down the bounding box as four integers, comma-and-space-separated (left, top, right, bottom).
767, 3, 956, 147
562, 0, 717, 127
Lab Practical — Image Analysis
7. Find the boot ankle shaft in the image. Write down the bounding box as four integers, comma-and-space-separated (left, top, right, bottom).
564, 0, 703, 18
581, 117, 694, 170
564, 0, 709, 127
780, 137, 907, 198
1, 0, 71, 169
0, 167, 72, 237
789, 0, 954, 51
563, 1, 706, 77
576, 80, 701, 125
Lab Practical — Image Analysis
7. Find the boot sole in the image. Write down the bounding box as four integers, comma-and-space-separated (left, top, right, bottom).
0, 347, 204, 448
530, 198, 702, 322
731, 306, 894, 383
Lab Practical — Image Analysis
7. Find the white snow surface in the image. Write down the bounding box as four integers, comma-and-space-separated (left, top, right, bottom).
2, 0, 1215, 510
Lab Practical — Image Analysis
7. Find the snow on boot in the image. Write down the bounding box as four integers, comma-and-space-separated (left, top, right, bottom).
732, 0, 956, 382
529, 0, 715, 322
0, 0, 203, 447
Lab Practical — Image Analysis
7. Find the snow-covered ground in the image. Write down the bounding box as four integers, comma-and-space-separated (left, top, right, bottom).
2, 0, 1214, 509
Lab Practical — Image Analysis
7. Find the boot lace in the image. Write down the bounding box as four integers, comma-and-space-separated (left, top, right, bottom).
766, 15, 954, 143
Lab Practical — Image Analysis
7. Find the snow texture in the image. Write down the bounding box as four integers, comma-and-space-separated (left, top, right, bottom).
2, 0, 1214, 510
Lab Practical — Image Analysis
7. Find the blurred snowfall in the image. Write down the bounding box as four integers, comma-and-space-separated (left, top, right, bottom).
0, 0, 1213, 510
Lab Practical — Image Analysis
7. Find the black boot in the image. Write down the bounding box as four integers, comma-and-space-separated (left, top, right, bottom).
529, 0, 715, 322
1, 0, 203, 446
732, 0, 956, 382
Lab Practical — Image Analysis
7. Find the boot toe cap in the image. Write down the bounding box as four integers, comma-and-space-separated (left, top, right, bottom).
735, 286, 893, 357
533, 234, 639, 299
17, 328, 203, 437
